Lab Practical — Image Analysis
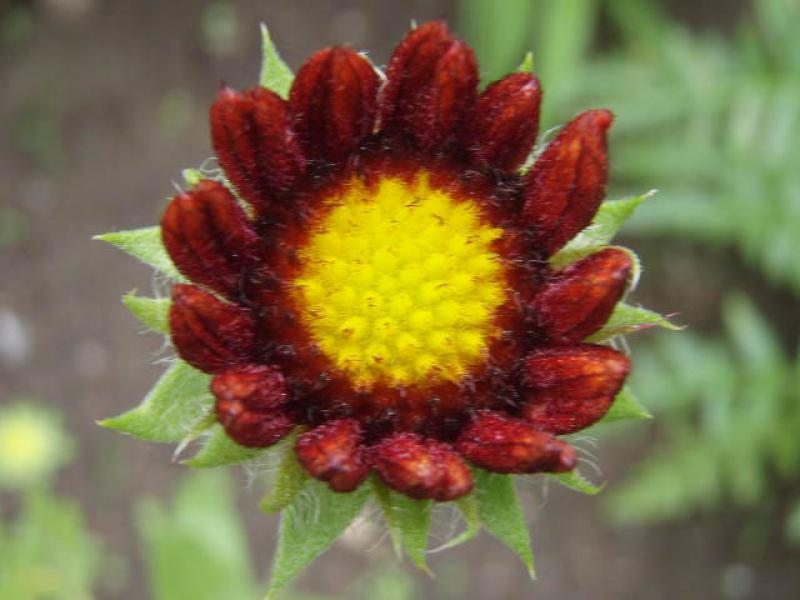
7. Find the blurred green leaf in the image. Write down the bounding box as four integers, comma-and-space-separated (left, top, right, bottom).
372, 478, 432, 574
586, 303, 681, 342
260, 433, 308, 513
473, 469, 535, 578
436, 493, 481, 551
550, 470, 604, 495
185, 424, 267, 468
99, 360, 212, 442
123, 293, 170, 335
265, 479, 370, 599
96, 226, 182, 280
599, 386, 652, 424
137, 470, 259, 600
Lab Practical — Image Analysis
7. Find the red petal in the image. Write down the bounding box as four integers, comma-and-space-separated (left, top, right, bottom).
289, 47, 379, 165
522, 345, 630, 434
210, 87, 306, 220
213, 365, 294, 447
169, 284, 256, 373
466, 72, 541, 172
161, 180, 259, 300
531, 248, 632, 343
522, 109, 613, 255
456, 411, 575, 474
296, 419, 369, 492
380, 21, 478, 152
370, 432, 473, 501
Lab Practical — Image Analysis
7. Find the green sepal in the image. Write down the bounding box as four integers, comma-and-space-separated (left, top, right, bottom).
599, 386, 652, 424
436, 493, 481, 551
371, 477, 432, 575
517, 51, 534, 73
551, 190, 656, 268
95, 226, 182, 280
259, 24, 293, 98
550, 470, 604, 495
586, 302, 681, 342
182, 167, 203, 187
122, 293, 170, 334
260, 432, 308, 513
185, 424, 268, 468
98, 360, 212, 442
473, 469, 535, 578
264, 478, 370, 599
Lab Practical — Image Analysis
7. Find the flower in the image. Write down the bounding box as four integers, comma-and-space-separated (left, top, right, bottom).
161, 21, 632, 501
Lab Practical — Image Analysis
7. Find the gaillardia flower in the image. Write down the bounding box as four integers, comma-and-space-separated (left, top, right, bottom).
161, 21, 632, 502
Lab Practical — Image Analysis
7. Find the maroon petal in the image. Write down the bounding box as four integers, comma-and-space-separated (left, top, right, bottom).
213, 365, 295, 447
296, 419, 369, 492
522, 345, 630, 434
169, 284, 256, 373
161, 180, 259, 300
522, 109, 613, 255
370, 432, 473, 501
531, 247, 632, 343
456, 411, 575, 474
466, 72, 541, 172
210, 87, 306, 221
289, 47, 379, 165
379, 21, 478, 152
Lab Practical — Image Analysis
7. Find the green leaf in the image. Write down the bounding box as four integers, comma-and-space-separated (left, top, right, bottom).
98, 360, 213, 442
259, 24, 293, 98
586, 302, 681, 342
136, 470, 260, 600
517, 51, 534, 73
260, 433, 308, 513
550, 470, 604, 495
598, 386, 652, 424
122, 293, 171, 334
264, 479, 370, 599
473, 470, 535, 578
437, 493, 481, 551
182, 168, 203, 187
95, 226, 182, 280
371, 478, 432, 574
551, 191, 655, 268
185, 424, 267, 468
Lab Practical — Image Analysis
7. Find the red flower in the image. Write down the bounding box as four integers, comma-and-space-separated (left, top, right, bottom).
161, 21, 632, 501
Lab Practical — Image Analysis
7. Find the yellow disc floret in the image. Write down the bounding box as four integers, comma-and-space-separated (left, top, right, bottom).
294, 172, 506, 389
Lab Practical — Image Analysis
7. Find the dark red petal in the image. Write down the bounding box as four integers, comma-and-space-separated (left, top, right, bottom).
466, 72, 541, 172
161, 180, 259, 300
522, 345, 630, 434
370, 433, 473, 501
295, 419, 369, 492
289, 47, 379, 165
380, 21, 478, 151
210, 87, 306, 220
169, 284, 256, 373
531, 247, 632, 343
456, 411, 576, 474
212, 365, 294, 447
522, 109, 613, 255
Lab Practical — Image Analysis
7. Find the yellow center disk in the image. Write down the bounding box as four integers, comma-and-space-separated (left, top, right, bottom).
294, 172, 506, 389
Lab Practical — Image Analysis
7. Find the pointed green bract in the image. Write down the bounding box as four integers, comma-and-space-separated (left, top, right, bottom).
551, 191, 656, 268
517, 51, 534, 73
260, 433, 308, 513
259, 24, 293, 98
265, 479, 370, 599
437, 493, 481, 551
95, 226, 183, 280
586, 302, 681, 342
371, 478, 432, 574
122, 293, 171, 334
550, 470, 604, 495
98, 360, 212, 442
473, 469, 535, 578
185, 424, 267, 468
599, 386, 652, 424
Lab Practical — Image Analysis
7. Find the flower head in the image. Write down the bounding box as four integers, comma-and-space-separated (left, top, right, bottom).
160, 21, 633, 501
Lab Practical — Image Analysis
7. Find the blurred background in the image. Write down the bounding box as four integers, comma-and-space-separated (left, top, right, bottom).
1, 0, 799, 598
